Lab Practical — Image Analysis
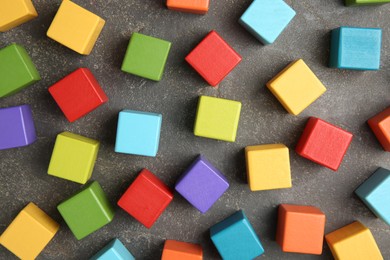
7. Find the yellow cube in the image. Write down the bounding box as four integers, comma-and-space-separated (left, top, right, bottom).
245, 144, 291, 191
0, 0, 38, 32
47, 0, 105, 55
0, 203, 60, 259
325, 221, 383, 260
267, 59, 326, 115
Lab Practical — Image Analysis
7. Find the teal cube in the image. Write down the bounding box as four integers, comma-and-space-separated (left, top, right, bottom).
115, 110, 162, 157
355, 167, 390, 225
90, 239, 135, 260
210, 210, 264, 260
57, 181, 115, 240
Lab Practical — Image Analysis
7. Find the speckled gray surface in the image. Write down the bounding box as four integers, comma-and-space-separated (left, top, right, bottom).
0, 0, 389, 259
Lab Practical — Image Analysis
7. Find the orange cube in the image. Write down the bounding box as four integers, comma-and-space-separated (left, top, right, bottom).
166, 0, 209, 14
161, 240, 203, 260
276, 204, 326, 255
368, 107, 390, 152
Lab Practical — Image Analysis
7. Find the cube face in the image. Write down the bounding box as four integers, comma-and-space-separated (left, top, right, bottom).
167, 0, 209, 14
368, 107, 390, 151
0, 0, 38, 32
185, 31, 242, 86
346, 0, 390, 6
210, 210, 264, 260
47, 0, 105, 55
245, 144, 291, 191
48, 132, 100, 184
355, 167, 390, 225
57, 181, 114, 240
121, 33, 171, 81
49, 68, 108, 122
175, 155, 229, 213
276, 204, 326, 255
325, 221, 383, 260
117, 169, 173, 228
91, 239, 135, 260
0, 43, 41, 98
330, 27, 382, 70
194, 96, 241, 142
162, 240, 203, 260
296, 117, 353, 171
0, 105, 37, 150
115, 110, 162, 157
0, 203, 59, 259
267, 59, 326, 115
239, 0, 296, 45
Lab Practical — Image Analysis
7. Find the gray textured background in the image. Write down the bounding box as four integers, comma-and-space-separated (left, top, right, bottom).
0, 0, 389, 259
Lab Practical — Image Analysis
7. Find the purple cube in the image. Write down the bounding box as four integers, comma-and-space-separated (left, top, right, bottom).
175, 155, 229, 213
0, 105, 37, 150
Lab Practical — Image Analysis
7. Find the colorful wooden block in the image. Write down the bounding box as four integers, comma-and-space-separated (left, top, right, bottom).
194, 96, 241, 142
210, 210, 264, 260
117, 169, 173, 228
330, 27, 382, 70
49, 68, 108, 122
345, 0, 390, 6
185, 31, 242, 86
239, 0, 296, 45
0, 105, 36, 150
48, 132, 100, 184
57, 181, 114, 240
115, 110, 162, 157
47, 0, 105, 55
266, 59, 326, 115
0, 43, 40, 98
355, 167, 390, 225
296, 117, 353, 171
0, 202, 59, 259
325, 221, 383, 260
162, 240, 203, 260
166, 0, 209, 14
276, 204, 326, 255
90, 239, 135, 260
245, 144, 291, 191
121, 33, 171, 81
367, 107, 390, 151
0, 0, 38, 32
175, 155, 229, 213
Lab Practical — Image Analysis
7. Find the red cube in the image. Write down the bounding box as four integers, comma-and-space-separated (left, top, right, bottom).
367, 107, 390, 152
185, 30, 241, 87
48, 68, 108, 122
296, 117, 353, 171
117, 169, 173, 228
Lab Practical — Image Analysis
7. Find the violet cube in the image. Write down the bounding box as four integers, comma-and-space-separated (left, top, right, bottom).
0, 105, 37, 150
175, 155, 229, 213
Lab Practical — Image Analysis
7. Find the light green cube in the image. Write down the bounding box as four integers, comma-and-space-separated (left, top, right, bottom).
194, 96, 242, 142
345, 0, 390, 6
48, 132, 99, 184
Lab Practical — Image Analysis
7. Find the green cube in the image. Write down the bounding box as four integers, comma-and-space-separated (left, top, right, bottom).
48, 132, 99, 184
57, 181, 114, 240
194, 96, 242, 142
0, 43, 40, 98
345, 0, 390, 5
121, 33, 171, 81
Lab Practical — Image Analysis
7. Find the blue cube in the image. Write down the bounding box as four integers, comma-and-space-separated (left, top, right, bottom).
90, 239, 135, 260
210, 210, 264, 260
330, 27, 382, 70
239, 0, 296, 45
355, 167, 390, 225
115, 110, 162, 157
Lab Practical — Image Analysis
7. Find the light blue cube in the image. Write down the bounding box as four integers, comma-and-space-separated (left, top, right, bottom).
90, 239, 135, 260
239, 0, 296, 45
115, 110, 162, 157
355, 167, 390, 225
330, 27, 382, 70
210, 210, 264, 260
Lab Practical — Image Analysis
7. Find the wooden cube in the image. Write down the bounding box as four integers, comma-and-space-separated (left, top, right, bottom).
0, 203, 59, 259
266, 59, 326, 115
368, 107, 390, 151
0, 0, 38, 32
245, 144, 291, 191
48, 132, 100, 184
325, 221, 383, 260
47, 0, 105, 55
90, 239, 135, 260
162, 240, 203, 260
166, 0, 209, 14
345, 0, 390, 6
276, 204, 326, 255
296, 117, 353, 171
